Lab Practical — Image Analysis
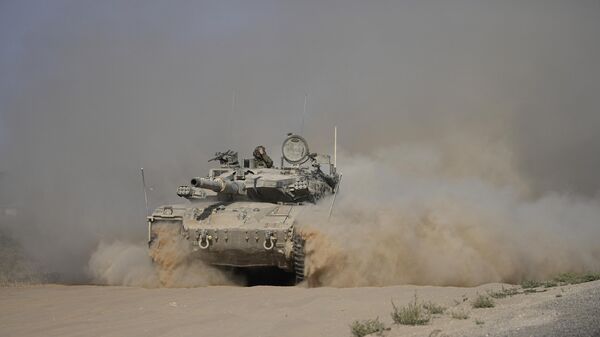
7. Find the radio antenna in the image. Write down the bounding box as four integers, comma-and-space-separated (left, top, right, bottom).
328, 173, 342, 219
334, 126, 337, 168
329, 126, 340, 219
140, 167, 149, 216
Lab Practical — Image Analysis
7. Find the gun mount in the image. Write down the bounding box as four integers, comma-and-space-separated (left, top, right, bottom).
208, 150, 239, 167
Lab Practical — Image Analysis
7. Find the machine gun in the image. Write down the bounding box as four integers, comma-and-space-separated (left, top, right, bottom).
208, 150, 239, 167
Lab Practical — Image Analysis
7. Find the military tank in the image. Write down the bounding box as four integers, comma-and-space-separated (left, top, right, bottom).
147, 134, 340, 284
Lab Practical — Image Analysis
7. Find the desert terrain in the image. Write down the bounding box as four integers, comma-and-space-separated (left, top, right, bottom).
1, 280, 599, 337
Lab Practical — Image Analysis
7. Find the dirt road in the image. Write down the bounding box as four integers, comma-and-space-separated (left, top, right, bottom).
1, 281, 598, 337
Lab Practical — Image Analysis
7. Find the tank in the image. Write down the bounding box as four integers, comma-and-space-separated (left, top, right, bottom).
147, 134, 340, 284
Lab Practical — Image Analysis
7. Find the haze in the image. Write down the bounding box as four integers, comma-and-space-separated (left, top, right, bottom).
1, 0, 599, 283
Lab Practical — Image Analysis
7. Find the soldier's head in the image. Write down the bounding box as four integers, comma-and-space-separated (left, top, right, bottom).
254, 146, 266, 157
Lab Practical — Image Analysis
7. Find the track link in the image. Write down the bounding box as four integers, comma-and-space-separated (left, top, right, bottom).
293, 233, 306, 284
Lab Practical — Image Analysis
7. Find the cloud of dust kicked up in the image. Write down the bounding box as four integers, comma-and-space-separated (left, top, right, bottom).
88, 224, 238, 287
1, 1, 600, 286
88, 141, 600, 288
298, 145, 600, 287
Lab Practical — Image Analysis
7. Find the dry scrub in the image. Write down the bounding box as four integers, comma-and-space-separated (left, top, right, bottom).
423, 302, 446, 315
472, 294, 495, 308
350, 318, 388, 337
391, 294, 431, 326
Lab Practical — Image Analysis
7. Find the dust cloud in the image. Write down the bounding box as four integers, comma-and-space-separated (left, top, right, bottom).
1, 1, 600, 286
299, 145, 600, 287
89, 223, 237, 287
0, 230, 40, 285
88, 241, 159, 287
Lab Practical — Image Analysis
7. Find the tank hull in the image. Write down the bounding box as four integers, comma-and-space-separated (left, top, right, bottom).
148, 200, 298, 271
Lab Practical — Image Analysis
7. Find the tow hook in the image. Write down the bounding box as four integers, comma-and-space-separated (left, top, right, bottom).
199, 230, 212, 249
263, 231, 276, 250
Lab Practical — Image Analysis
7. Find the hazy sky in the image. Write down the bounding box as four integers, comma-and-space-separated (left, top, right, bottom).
1, 0, 599, 280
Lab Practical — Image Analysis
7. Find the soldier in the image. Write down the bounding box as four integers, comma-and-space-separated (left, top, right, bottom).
253, 145, 273, 168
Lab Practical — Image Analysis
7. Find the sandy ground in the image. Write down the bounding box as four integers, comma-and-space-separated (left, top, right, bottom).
1, 281, 599, 337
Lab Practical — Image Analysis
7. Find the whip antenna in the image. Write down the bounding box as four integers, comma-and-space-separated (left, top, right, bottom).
140, 167, 149, 216
334, 125, 337, 168
328, 173, 342, 220
329, 126, 340, 219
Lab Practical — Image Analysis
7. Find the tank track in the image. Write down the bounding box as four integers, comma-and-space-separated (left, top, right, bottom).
292, 233, 306, 284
